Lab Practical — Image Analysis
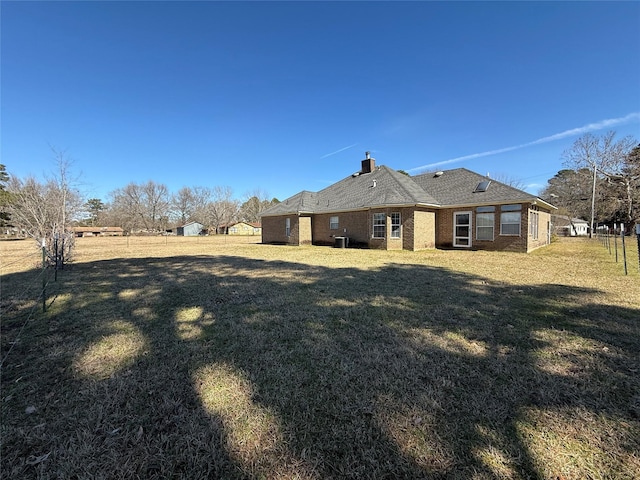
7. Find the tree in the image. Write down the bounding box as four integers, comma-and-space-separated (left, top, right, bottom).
7, 149, 83, 259
540, 168, 598, 232
207, 186, 239, 234
616, 143, 640, 228
171, 187, 196, 225
490, 173, 526, 191
562, 131, 637, 236
238, 189, 276, 223
0, 164, 11, 228
171, 186, 213, 225
109, 181, 170, 232
85, 198, 105, 226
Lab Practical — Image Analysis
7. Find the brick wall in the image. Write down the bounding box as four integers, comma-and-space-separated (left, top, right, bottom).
526, 208, 553, 252
436, 204, 541, 252
410, 209, 436, 250
436, 209, 454, 248
265, 204, 553, 252
299, 216, 312, 245
312, 210, 371, 246
261, 216, 287, 244
262, 215, 308, 245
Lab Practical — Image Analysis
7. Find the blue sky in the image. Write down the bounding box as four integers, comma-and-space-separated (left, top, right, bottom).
2, 1, 639, 203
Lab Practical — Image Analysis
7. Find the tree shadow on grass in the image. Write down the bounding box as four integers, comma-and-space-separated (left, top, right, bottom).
1, 253, 639, 479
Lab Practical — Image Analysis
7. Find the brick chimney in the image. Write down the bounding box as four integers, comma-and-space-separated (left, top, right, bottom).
361, 151, 375, 174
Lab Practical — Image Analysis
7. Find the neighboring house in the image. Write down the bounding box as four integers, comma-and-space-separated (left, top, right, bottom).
176, 221, 204, 236
72, 226, 124, 237
226, 221, 262, 236
552, 215, 589, 237
260, 153, 556, 253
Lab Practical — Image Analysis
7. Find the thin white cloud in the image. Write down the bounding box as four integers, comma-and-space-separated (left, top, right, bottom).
320, 143, 358, 159
407, 112, 640, 173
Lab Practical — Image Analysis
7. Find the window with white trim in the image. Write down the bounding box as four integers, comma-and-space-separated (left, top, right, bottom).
500, 204, 521, 236
391, 212, 401, 238
476, 206, 495, 241
373, 213, 386, 238
330, 216, 339, 230
285, 218, 291, 237
529, 210, 539, 239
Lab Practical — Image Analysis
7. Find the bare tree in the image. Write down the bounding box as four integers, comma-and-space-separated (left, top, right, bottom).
239, 188, 273, 223
109, 181, 170, 233
207, 186, 239, 234
171, 186, 213, 225
562, 131, 637, 236
171, 187, 196, 225
488, 173, 527, 191
7, 149, 83, 259
142, 181, 170, 231
612, 143, 640, 228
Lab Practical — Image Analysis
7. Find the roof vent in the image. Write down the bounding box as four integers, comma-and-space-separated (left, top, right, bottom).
371, 180, 377, 188
434, 171, 444, 177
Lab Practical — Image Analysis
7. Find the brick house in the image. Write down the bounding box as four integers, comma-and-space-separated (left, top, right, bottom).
260, 153, 556, 252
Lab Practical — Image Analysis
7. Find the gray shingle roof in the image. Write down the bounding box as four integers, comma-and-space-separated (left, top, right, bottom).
412, 168, 540, 207
261, 165, 554, 217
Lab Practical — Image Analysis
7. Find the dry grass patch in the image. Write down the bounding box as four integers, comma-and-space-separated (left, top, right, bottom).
517, 406, 640, 480
73, 320, 147, 380
1, 236, 638, 479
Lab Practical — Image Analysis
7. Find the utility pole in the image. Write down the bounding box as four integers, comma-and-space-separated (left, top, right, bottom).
590, 163, 597, 239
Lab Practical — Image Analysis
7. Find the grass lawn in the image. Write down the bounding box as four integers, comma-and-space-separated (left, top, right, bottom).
1, 235, 639, 479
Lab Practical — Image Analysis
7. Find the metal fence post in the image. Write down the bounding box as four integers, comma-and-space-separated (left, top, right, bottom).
42, 239, 46, 313
636, 224, 640, 273
621, 224, 628, 276
54, 235, 59, 282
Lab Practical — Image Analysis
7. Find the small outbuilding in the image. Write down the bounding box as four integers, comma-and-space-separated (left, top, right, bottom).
176, 222, 204, 236
552, 215, 589, 236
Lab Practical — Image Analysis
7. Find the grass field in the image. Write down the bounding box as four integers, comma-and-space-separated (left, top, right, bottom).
1, 235, 639, 479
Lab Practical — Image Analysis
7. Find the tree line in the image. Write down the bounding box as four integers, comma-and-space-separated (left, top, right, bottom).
88, 183, 279, 234
539, 131, 639, 235
0, 149, 280, 245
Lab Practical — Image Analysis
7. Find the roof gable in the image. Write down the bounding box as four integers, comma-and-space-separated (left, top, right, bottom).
261, 165, 555, 217
312, 166, 439, 212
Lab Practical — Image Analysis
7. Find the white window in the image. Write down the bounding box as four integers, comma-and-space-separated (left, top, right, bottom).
476, 211, 495, 241
529, 210, 539, 239
330, 216, 339, 230
500, 204, 522, 236
285, 218, 291, 237
373, 213, 386, 238
391, 212, 401, 238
